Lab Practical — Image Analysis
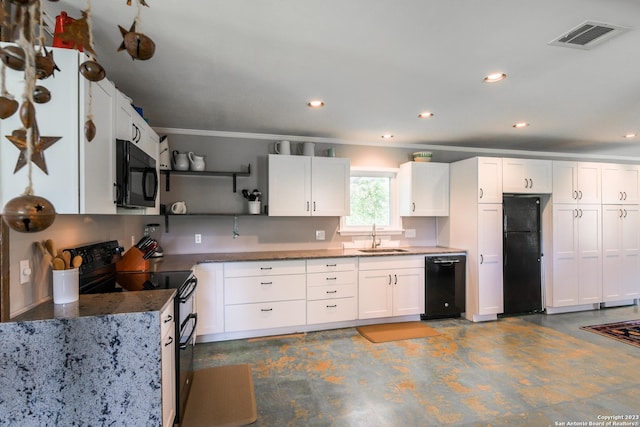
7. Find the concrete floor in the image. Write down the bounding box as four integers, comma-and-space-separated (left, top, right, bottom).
193, 305, 640, 426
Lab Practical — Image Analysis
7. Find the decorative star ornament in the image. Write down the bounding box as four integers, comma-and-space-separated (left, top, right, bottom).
6, 125, 62, 175
54, 10, 96, 56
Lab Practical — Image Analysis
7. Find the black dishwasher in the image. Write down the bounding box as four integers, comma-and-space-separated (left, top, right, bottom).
421, 255, 466, 319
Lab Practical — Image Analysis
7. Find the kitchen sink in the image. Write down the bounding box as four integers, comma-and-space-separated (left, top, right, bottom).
358, 248, 409, 253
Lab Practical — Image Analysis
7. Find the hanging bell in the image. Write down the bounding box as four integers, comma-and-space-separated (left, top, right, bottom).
0, 97, 19, 119
0, 46, 26, 71
85, 119, 96, 142
19, 100, 36, 129
118, 24, 156, 60
33, 86, 51, 104
2, 194, 56, 233
79, 60, 106, 82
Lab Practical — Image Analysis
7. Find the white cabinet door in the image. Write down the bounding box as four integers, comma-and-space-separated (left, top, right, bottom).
577, 204, 602, 304
391, 267, 425, 316
399, 162, 450, 216
477, 204, 503, 315
552, 161, 601, 204
268, 155, 311, 216
160, 304, 176, 427
477, 157, 502, 203
601, 163, 639, 205
603, 205, 639, 302
502, 158, 551, 194
358, 269, 393, 319
577, 163, 601, 204
79, 77, 117, 214
311, 157, 350, 216
194, 263, 224, 336
551, 204, 580, 306
1, 47, 80, 213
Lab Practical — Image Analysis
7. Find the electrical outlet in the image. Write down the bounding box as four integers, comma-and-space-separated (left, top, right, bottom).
195, 234, 202, 244
315, 230, 325, 240
405, 229, 416, 238
19, 259, 31, 285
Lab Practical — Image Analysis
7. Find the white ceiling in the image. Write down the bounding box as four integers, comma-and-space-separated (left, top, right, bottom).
42, 0, 640, 161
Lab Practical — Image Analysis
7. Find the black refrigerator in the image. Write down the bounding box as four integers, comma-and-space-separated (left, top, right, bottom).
503, 196, 542, 315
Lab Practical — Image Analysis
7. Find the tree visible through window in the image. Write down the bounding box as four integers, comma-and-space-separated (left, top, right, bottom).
346, 176, 391, 227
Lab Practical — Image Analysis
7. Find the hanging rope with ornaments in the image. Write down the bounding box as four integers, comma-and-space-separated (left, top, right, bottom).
2, 0, 56, 233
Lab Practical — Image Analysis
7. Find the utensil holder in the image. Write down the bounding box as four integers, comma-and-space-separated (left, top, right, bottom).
248, 201, 261, 214
53, 268, 79, 304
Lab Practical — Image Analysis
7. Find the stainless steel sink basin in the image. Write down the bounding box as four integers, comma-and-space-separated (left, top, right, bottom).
358, 248, 409, 253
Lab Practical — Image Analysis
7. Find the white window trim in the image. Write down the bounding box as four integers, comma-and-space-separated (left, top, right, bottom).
338, 166, 404, 236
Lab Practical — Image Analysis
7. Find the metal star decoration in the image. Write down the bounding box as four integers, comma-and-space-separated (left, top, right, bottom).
54, 10, 96, 56
6, 124, 62, 175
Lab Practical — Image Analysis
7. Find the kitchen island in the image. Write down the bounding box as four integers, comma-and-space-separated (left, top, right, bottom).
0, 290, 175, 426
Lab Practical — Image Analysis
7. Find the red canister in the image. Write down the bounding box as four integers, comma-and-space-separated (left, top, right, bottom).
52, 11, 83, 51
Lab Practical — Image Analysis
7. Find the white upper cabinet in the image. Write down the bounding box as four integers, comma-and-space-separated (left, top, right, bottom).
552, 161, 601, 204
601, 163, 639, 205
0, 47, 117, 214
502, 158, 552, 194
268, 155, 350, 216
398, 161, 449, 216
477, 157, 503, 204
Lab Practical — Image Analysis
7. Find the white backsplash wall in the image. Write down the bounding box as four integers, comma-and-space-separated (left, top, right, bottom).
7, 214, 147, 317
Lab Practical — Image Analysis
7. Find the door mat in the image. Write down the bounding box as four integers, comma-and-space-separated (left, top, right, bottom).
181, 364, 257, 427
580, 319, 640, 348
357, 321, 441, 343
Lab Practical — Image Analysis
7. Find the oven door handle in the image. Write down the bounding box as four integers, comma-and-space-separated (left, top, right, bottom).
179, 276, 198, 302
179, 313, 198, 350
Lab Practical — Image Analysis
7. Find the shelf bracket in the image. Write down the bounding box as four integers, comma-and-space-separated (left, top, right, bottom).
232, 173, 237, 193
164, 213, 170, 233
164, 171, 171, 192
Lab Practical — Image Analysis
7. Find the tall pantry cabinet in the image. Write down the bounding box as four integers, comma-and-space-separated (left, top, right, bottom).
441, 157, 503, 322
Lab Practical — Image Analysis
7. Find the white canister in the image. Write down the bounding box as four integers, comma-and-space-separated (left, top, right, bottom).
301, 142, 315, 156
248, 201, 261, 214
53, 268, 79, 304
274, 140, 291, 155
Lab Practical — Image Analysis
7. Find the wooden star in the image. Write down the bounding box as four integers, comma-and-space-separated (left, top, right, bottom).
118, 22, 136, 52
5, 126, 62, 175
54, 10, 96, 56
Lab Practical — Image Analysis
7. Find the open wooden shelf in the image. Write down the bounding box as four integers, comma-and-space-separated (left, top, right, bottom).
160, 165, 251, 193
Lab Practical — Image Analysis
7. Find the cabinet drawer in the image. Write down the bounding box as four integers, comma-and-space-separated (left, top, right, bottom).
307, 270, 356, 287
224, 260, 306, 278
225, 274, 306, 304
225, 300, 306, 332
307, 298, 357, 324
306, 258, 356, 273
307, 283, 356, 301
160, 302, 175, 337
358, 255, 424, 270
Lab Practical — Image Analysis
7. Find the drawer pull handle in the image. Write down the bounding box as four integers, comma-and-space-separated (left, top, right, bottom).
164, 315, 173, 323
326, 277, 337, 281
260, 267, 272, 270
164, 336, 173, 347
326, 290, 337, 294
261, 308, 273, 312
261, 281, 272, 285
326, 264, 337, 267
326, 304, 337, 308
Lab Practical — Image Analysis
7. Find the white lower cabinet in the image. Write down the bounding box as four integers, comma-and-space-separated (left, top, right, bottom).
602, 205, 640, 302
306, 258, 357, 324
160, 302, 176, 427
550, 204, 602, 307
223, 260, 306, 332
358, 256, 425, 319
194, 263, 224, 336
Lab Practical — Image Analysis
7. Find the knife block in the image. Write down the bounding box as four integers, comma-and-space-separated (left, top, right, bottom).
116, 247, 150, 272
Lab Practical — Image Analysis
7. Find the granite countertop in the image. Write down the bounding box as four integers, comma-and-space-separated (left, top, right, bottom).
11, 289, 176, 323
149, 246, 466, 271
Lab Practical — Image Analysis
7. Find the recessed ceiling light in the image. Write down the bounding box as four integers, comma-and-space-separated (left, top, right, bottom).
307, 100, 325, 108
381, 134, 394, 139
483, 73, 507, 83
418, 112, 434, 119
513, 122, 529, 128
624, 133, 637, 139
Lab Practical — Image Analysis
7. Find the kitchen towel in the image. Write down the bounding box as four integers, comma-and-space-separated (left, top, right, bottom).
357, 321, 440, 343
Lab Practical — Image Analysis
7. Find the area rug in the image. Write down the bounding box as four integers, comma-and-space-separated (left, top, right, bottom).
181, 364, 257, 427
357, 321, 440, 343
580, 319, 640, 348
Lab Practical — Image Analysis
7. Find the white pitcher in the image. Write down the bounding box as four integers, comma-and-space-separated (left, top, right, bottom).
172, 151, 189, 171
188, 152, 206, 171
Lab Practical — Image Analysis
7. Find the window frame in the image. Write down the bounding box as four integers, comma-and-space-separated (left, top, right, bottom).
339, 166, 404, 236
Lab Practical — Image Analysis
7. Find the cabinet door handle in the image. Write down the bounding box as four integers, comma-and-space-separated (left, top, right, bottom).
578, 190, 583, 200
326, 290, 337, 294
260, 281, 272, 285
624, 192, 627, 200
326, 277, 337, 281
388, 274, 392, 285
529, 178, 533, 188
624, 209, 628, 218
480, 254, 484, 264
326, 304, 337, 308
573, 190, 578, 200
619, 209, 623, 218
326, 264, 337, 267
306, 201, 310, 212
261, 308, 273, 312
620, 191, 624, 201
479, 188, 484, 199
260, 267, 272, 270
164, 336, 173, 347
412, 202, 416, 212
578, 209, 583, 218
524, 178, 528, 189
164, 314, 173, 323
394, 274, 398, 285
313, 201, 316, 212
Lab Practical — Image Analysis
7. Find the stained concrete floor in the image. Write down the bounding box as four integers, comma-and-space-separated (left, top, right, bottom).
193, 305, 640, 426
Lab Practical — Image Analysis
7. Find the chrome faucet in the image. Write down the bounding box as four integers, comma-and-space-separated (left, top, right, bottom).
371, 223, 381, 248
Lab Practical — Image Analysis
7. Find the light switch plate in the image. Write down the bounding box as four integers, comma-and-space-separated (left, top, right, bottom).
19, 259, 31, 284
315, 230, 325, 240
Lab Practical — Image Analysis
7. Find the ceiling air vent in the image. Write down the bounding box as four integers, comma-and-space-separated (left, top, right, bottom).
549, 21, 630, 50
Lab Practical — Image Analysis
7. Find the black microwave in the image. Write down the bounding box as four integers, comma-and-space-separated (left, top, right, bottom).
116, 139, 158, 208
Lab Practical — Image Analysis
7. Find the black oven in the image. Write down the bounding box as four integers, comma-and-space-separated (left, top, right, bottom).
116, 139, 158, 208
70, 241, 197, 425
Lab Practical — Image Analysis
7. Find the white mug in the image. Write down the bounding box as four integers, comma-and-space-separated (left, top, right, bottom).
170, 201, 187, 214
302, 142, 315, 156
275, 140, 291, 155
